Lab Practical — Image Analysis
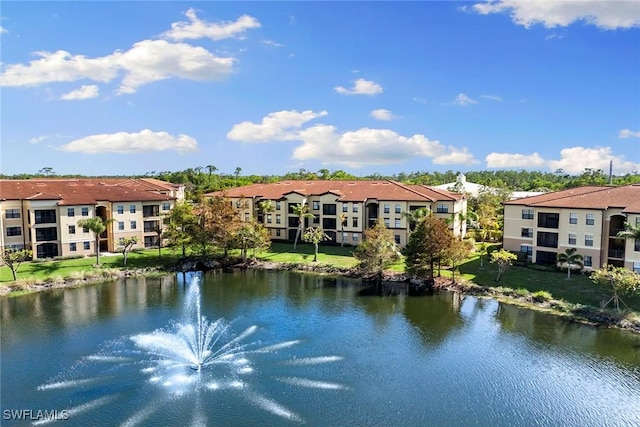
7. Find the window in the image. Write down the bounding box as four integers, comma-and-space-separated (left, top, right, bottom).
34, 210, 56, 224
130, 205, 136, 214
245, 213, 250, 222
267, 214, 272, 224
36, 243, 58, 258
69, 243, 77, 252
313, 201, 320, 211
394, 235, 401, 244
323, 218, 337, 229
383, 204, 390, 214
522, 209, 534, 220
584, 256, 592, 267
537, 232, 558, 248
634, 262, 640, 274
395, 204, 402, 214
84, 241, 91, 250
323, 204, 337, 215
143, 205, 159, 217
636, 217, 640, 227
395, 218, 401, 228
352, 217, 358, 228
569, 213, 577, 224
35, 227, 57, 242
6, 227, 21, 237
118, 221, 125, 230
83, 226, 89, 233
144, 221, 158, 232
352, 234, 358, 242
586, 214, 595, 226
81, 207, 89, 216
275, 201, 281, 210
568, 233, 576, 245
276, 214, 281, 224
521, 227, 533, 238
68, 225, 76, 234
352, 205, 358, 213
538, 213, 559, 229
117, 205, 124, 214
635, 239, 640, 252
5, 209, 20, 219
342, 232, 348, 240
162, 202, 171, 211
436, 204, 448, 213
67, 208, 75, 217
585, 234, 594, 247
144, 236, 158, 248
276, 229, 281, 237
384, 218, 390, 228
342, 204, 348, 213
520, 245, 532, 256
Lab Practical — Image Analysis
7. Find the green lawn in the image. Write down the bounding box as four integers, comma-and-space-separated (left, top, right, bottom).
2, 243, 639, 313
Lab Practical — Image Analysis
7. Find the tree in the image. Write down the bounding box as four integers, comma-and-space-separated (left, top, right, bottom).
257, 200, 275, 225
303, 226, 330, 262
403, 214, 454, 285
591, 264, 640, 310
292, 201, 315, 250
117, 237, 138, 267
201, 195, 242, 257
447, 238, 473, 284
77, 217, 115, 266
353, 220, 401, 285
556, 248, 584, 279
234, 167, 242, 186
2, 249, 32, 281
236, 218, 271, 262
154, 224, 163, 257
164, 202, 198, 257
402, 207, 429, 233
478, 242, 488, 268
206, 165, 218, 184
338, 213, 348, 247
490, 249, 517, 282
38, 167, 55, 176
617, 222, 640, 245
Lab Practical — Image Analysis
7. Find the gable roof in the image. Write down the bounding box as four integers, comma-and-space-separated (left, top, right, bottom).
0, 179, 175, 205
205, 180, 463, 203
503, 184, 640, 213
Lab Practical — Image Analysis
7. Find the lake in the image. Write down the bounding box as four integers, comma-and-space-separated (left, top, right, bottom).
1, 270, 639, 426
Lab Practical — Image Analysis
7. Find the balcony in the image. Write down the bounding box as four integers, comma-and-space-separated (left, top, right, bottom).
608, 249, 625, 259
609, 228, 625, 237
143, 206, 160, 218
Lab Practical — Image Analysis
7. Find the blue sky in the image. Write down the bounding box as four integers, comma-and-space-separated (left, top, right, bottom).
1, 1, 639, 177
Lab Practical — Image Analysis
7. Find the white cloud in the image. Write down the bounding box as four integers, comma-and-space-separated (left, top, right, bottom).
486, 152, 546, 168
60, 84, 99, 100
334, 78, 383, 96
29, 136, 48, 144
434, 148, 479, 165
293, 126, 477, 168
451, 93, 477, 106
370, 109, 395, 121
261, 39, 284, 47
163, 8, 260, 41
480, 94, 502, 101
58, 129, 198, 154
547, 146, 640, 174
472, 0, 640, 30
619, 129, 640, 139
227, 110, 328, 142
412, 97, 428, 104
116, 40, 234, 94
0, 25, 8, 34
0, 40, 235, 94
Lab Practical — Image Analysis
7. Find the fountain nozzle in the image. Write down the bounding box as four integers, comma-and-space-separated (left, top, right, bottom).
191, 363, 202, 371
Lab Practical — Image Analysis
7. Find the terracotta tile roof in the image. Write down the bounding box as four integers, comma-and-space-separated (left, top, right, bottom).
503, 184, 640, 212
0, 179, 175, 205
206, 180, 463, 203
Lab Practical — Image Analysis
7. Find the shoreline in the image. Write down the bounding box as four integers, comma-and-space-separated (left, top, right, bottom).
2, 260, 639, 334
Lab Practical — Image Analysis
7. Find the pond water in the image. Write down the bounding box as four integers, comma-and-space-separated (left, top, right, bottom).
1, 270, 639, 426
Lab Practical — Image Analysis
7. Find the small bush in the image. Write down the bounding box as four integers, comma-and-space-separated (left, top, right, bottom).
515, 288, 529, 297
532, 290, 552, 302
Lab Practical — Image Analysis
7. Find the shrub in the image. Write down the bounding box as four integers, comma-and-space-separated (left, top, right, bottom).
532, 290, 552, 302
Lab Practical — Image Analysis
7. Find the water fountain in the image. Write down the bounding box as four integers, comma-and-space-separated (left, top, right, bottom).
36, 273, 347, 425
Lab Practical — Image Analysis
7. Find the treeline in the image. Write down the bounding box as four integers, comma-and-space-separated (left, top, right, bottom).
4, 166, 639, 196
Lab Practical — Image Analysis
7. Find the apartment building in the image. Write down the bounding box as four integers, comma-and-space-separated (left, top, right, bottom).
0, 179, 182, 260
206, 180, 466, 247
502, 184, 640, 272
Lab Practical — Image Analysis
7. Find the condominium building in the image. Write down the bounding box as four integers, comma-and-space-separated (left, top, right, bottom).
206, 180, 467, 247
0, 179, 183, 260
502, 184, 640, 272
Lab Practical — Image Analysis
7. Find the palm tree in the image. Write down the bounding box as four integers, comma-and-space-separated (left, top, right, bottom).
401, 207, 429, 233
292, 201, 315, 250
257, 200, 275, 225
557, 247, 584, 279
234, 167, 242, 186
617, 222, 640, 247
206, 165, 218, 184
77, 216, 115, 266
338, 213, 348, 247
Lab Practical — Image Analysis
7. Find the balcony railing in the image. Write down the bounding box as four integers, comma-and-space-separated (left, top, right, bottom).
608, 249, 625, 259
609, 228, 625, 237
